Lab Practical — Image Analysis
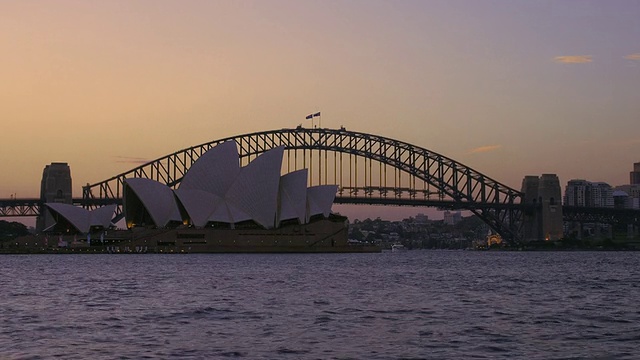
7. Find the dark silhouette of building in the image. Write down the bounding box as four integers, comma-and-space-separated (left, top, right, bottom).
631, 162, 640, 185
565, 180, 614, 208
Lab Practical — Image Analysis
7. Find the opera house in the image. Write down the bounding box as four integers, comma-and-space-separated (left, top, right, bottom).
36, 142, 379, 253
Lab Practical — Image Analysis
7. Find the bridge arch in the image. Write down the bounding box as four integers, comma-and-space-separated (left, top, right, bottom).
83, 128, 524, 242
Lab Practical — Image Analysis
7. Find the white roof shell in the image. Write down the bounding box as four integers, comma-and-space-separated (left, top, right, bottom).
45, 203, 90, 233
90, 204, 117, 228
277, 169, 308, 225
225, 147, 285, 228
45, 203, 115, 233
179, 141, 240, 196
306, 185, 338, 221
124, 178, 182, 227
208, 200, 252, 224
174, 188, 221, 228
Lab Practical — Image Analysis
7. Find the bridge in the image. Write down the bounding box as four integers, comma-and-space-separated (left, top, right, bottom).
1, 127, 638, 242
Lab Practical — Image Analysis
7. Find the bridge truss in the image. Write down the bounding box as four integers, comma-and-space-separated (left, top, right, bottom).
0, 198, 41, 217
82, 128, 525, 242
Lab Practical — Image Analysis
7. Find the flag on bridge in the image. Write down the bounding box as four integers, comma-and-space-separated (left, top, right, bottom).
305, 114, 313, 120
313, 112, 321, 117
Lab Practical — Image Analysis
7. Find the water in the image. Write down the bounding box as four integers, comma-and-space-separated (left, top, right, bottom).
1, 251, 639, 359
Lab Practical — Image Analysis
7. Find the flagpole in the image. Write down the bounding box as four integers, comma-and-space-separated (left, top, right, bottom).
312, 111, 321, 128
305, 114, 313, 128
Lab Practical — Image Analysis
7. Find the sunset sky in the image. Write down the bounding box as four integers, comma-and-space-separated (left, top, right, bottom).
1, 1, 639, 221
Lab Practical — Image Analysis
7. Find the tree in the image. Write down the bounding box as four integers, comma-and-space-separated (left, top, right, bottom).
0, 220, 30, 241
350, 229, 365, 241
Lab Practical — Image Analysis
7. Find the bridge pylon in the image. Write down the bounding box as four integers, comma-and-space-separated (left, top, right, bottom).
35, 162, 72, 232
521, 174, 563, 241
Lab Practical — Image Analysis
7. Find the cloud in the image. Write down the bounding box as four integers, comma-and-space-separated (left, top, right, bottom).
113, 156, 151, 164
624, 53, 640, 61
468, 145, 502, 154
553, 55, 592, 64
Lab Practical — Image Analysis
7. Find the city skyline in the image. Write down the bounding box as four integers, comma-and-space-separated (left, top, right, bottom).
1, 1, 639, 220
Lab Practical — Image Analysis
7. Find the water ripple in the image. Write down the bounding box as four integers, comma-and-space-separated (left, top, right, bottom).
0, 252, 639, 359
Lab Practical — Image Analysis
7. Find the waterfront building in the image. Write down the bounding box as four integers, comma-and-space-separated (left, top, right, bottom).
613, 191, 630, 209
564, 179, 590, 207
123, 143, 337, 229
613, 185, 640, 209
591, 182, 614, 208
564, 180, 613, 208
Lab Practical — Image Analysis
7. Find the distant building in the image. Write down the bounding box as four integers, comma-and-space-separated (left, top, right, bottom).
630, 162, 640, 185
443, 211, 461, 225
616, 184, 640, 198
415, 213, 428, 224
564, 180, 613, 208
564, 179, 590, 207
613, 190, 630, 209
613, 184, 640, 209
591, 182, 614, 208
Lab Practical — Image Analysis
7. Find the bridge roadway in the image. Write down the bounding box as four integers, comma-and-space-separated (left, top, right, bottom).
0, 198, 119, 217
0, 193, 521, 217
2, 196, 638, 226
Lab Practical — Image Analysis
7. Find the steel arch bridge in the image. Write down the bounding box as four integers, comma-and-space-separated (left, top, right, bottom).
82, 127, 525, 242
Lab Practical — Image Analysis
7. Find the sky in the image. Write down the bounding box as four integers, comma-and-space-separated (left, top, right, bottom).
1, 0, 639, 222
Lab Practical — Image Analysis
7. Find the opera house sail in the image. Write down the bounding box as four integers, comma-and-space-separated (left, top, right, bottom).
44, 203, 116, 234
21, 142, 379, 253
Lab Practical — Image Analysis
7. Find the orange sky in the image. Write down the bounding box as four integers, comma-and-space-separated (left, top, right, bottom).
1, 1, 639, 221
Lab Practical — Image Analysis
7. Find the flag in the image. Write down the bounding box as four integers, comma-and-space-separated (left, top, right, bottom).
313, 112, 321, 117
305, 114, 313, 120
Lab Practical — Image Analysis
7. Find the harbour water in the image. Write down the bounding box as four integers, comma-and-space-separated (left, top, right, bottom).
1, 251, 639, 359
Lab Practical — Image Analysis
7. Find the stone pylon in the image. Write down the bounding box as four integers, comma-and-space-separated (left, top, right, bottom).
521, 174, 563, 241
36, 163, 72, 233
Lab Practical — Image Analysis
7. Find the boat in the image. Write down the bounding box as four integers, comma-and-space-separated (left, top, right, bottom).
391, 243, 407, 252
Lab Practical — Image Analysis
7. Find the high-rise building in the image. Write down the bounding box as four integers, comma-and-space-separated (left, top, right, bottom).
564, 179, 590, 207
631, 162, 640, 185
564, 180, 613, 208
591, 182, 614, 208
